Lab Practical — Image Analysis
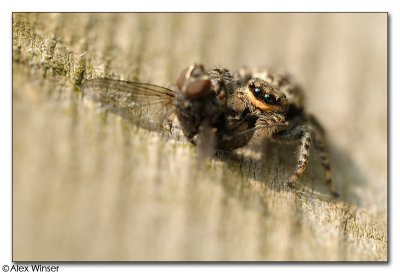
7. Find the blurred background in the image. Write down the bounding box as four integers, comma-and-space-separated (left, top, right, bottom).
13, 13, 387, 261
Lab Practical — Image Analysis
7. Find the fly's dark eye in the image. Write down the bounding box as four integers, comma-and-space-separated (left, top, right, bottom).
263, 94, 277, 104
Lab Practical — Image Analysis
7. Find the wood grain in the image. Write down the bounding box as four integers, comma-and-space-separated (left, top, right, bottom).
12, 13, 387, 261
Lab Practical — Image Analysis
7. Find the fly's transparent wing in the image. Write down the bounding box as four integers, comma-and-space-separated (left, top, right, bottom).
82, 78, 176, 131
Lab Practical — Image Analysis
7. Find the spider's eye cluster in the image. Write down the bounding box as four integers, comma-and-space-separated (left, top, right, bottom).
248, 82, 280, 105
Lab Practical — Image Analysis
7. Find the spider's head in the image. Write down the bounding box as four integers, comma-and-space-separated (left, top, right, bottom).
244, 78, 289, 113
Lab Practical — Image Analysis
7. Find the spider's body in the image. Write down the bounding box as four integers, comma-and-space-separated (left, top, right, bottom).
209, 65, 338, 197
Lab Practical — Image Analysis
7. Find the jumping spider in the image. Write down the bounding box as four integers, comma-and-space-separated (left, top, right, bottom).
82, 64, 339, 197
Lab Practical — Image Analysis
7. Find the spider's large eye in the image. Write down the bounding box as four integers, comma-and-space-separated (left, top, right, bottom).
263, 93, 277, 104
253, 87, 263, 98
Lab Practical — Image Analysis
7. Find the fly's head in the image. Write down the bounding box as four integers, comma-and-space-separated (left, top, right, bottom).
176, 64, 212, 99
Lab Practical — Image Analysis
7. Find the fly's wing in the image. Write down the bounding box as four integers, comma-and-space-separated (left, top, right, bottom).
82, 78, 175, 131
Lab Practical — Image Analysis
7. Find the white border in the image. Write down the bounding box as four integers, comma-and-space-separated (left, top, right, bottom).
2, 1, 397, 273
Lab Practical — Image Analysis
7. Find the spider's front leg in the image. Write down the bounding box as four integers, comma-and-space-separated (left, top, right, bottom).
287, 129, 312, 188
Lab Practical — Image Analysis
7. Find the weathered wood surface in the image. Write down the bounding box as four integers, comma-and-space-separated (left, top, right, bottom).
12, 13, 387, 261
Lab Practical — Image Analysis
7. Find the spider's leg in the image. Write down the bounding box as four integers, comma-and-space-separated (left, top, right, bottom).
289, 130, 312, 188
312, 135, 339, 197
270, 125, 311, 188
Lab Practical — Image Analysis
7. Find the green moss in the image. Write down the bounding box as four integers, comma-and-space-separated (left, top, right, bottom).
74, 63, 85, 86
